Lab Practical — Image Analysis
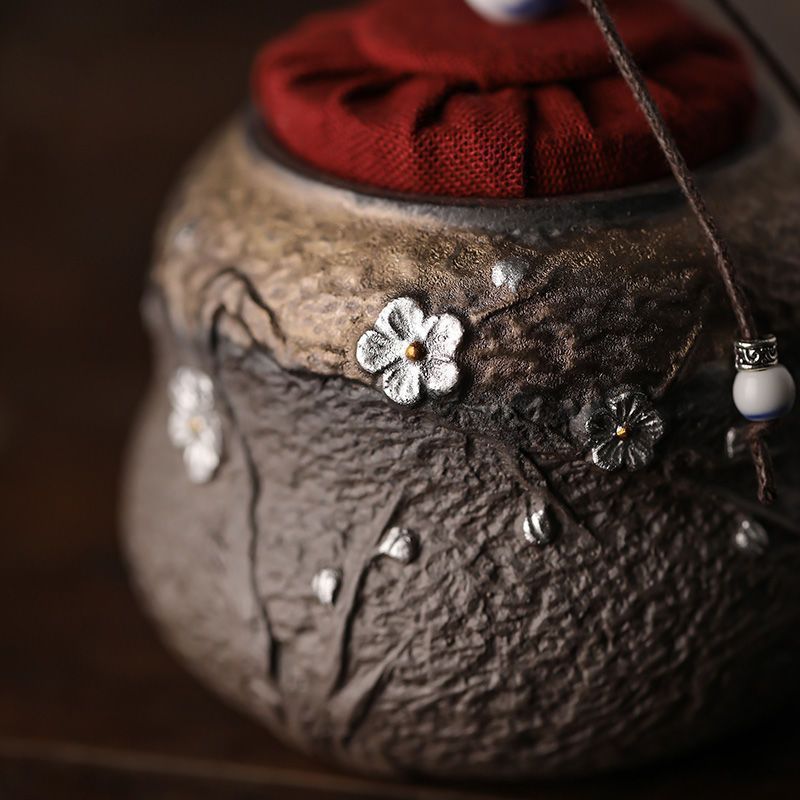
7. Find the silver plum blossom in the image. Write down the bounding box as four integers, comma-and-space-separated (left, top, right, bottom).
167, 367, 223, 484
587, 386, 665, 471
356, 297, 464, 405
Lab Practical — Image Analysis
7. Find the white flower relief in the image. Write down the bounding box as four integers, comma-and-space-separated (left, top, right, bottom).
167, 367, 223, 484
356, 297, 464, 406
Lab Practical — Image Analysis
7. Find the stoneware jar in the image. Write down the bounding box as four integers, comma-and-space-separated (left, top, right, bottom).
123, 0, 800, 780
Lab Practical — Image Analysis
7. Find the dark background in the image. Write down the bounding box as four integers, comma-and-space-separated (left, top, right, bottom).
0, 1, 798, 798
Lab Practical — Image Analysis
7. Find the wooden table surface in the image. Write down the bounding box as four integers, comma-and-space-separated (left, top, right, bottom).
0, 1, 798, 797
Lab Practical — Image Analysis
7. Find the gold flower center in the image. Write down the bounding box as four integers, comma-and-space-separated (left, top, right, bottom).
615, 424, 630, 440
189, 415, 205, 434
405, 341, 426, 361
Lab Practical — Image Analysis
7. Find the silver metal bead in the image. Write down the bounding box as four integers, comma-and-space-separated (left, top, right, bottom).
522, 503, 555, 546
491, 259, 528, 293
725, 426, 748, 461
312, 568, 341, 606
734, 335, 778, 371
377, 527, 420, 564
172, 219, 199, 252
732, 518, 769, 557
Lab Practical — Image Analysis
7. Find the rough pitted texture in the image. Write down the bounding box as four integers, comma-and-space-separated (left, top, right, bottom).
124, 5, 800, 776
153, 114, 800, 409
125, 314, 800, 778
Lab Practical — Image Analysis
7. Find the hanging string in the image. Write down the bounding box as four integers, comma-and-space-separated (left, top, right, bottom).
580, 0, 776, 504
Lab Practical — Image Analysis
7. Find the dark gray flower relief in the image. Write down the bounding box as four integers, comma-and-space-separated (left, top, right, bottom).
587, 386, 665, 471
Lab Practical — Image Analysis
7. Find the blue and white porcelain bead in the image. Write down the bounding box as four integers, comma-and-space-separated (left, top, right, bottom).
732, 335, 795, 422
464, 0, 567, 24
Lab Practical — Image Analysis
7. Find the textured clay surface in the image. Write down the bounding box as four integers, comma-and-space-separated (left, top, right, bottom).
124, 15, 800, 777
152, 108, 800, 408
125, 311, 800, 779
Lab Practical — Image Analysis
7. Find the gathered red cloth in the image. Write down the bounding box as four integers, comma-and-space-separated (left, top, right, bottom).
253, 0, 755, 198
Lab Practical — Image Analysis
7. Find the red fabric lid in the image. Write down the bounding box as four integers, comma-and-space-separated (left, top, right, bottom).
253, 0, 755, 199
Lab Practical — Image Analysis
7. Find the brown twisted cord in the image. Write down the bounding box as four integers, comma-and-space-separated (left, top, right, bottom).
581, 0, 775, 503
745, 421, 775, 504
